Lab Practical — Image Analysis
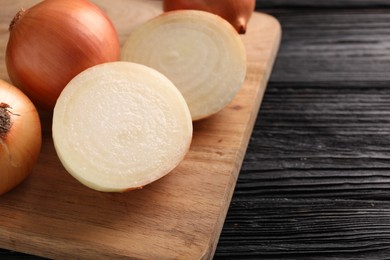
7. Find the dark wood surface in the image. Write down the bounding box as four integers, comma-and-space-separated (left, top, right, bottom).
215, 1, 390, 259
3, 1, 390, 259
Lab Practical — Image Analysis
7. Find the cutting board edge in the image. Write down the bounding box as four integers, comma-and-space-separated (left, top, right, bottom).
201, 12, 282, 260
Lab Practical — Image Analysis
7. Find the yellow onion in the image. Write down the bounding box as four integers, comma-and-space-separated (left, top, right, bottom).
6, 0, 120, 110
163, 0, 256, 34
0, 80, 41, 196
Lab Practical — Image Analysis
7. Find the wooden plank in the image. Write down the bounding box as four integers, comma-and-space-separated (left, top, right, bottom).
216, 8, 390, 258
0, 0, 281, 259
256, 0, 390, 8
216, 199, 390, 258
268, 10, 390, 83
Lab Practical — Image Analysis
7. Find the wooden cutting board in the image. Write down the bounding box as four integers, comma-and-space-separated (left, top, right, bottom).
0, 0, 281, 259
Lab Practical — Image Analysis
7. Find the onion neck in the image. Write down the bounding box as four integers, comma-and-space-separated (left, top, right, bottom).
236, 17, 247, 34
0, 103, 12, 140
9, 9, 25, 32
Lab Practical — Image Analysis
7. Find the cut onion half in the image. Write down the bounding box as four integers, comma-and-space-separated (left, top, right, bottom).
52, 62, 193, 192
121, 10, 247, 121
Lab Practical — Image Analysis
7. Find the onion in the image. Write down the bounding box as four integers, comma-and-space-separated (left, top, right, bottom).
52, 62, 193, 192
122, 10, 247, 121
6, 0, 120, 110
163, 0, 256, 34
0, 80, 41, 196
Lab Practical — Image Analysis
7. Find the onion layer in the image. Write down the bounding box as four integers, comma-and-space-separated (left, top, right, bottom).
0, 80, 41, 196
6, 0, 120, 110
121, 10, 247, 121
52, 62, 193, 192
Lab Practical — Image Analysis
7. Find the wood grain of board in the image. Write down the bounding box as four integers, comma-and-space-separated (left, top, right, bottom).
0, 0, 281, 259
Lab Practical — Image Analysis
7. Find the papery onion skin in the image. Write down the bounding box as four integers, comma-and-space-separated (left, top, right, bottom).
163, 0, 256, 34
6, 0, 120, 110
0, 80, 41, 196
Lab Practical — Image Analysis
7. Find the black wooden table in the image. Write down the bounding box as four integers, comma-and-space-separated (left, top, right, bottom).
3, 0, 390, 259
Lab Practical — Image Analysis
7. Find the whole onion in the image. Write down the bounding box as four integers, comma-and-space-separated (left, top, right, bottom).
163, 0, 256, 34
6, 0, 120, 110
0, 79, 41, 196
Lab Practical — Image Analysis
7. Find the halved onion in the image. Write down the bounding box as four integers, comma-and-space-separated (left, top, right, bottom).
52, 62, 193, 192
121, 10, 247, 121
